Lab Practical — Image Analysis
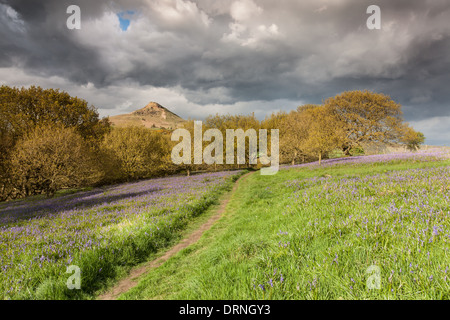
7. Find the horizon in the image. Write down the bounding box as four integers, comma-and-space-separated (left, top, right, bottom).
1, 1, 449, 146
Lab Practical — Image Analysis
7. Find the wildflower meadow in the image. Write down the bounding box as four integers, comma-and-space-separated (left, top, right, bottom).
0, 170, 243, 299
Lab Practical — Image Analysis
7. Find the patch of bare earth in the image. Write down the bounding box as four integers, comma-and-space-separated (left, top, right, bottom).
97, 172, 253, 300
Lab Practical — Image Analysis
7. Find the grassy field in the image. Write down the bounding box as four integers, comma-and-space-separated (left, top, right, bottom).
119, 153, 450, 300
0, 170, 244, 300
2, 151, 449, 300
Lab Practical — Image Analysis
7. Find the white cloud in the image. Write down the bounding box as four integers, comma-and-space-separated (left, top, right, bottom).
258, 24, 279, 35
223, 20, 280, 47
149, 0, 212, 27
222, 22, 247, 43
314, 5, 328, 13
410, 116, 450, 146
0, 67, 300, 122
230, 0, 262, 21
0, 3, 26, 33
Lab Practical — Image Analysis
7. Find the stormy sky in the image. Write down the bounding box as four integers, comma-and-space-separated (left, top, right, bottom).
1, 0, 449, 145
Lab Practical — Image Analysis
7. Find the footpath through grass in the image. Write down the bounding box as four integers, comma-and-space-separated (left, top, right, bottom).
120, 157, 450, 300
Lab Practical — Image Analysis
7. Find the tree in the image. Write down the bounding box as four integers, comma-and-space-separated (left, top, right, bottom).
282, 105, 321, 165
0, 85, 110, 152
400, 125, 425, 151
101, 126, 172, 181
302, 107, 344, 165
0, 86, 110, 200
204, 113, 261, 169
324, 90, 405, 154
266, 110, 302, 165
9, 125, 101, 197
263, 105, 328, 165
171, 119, 201, 176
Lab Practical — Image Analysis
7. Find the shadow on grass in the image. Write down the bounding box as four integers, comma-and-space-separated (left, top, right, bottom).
0, 184, 163, 225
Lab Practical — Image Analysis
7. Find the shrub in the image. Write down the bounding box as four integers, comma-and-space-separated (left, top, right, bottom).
9, 125, 102, 197
101, 127, 173, 181
349, 146, 365, 156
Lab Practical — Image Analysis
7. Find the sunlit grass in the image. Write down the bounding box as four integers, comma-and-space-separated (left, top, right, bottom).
0, 170, 244, 299
121, 155, 450, 300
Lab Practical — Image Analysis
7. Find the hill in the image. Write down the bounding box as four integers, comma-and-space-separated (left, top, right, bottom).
109, 102, 185, 129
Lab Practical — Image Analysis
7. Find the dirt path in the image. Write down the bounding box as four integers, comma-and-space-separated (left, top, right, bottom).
98, 171, 253, 300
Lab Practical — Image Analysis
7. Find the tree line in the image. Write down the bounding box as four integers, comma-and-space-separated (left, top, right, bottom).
265, 90, 424, 165
0, 85, 424, 201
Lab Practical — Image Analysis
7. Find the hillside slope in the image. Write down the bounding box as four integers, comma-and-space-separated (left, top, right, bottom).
109, 102, 185, 129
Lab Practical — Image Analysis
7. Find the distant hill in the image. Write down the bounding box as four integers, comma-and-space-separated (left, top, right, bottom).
109, 102, 185, 129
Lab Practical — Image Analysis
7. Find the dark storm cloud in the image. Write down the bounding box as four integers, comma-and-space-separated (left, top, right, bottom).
0, 0, 110, 84
0, 0, 449, 132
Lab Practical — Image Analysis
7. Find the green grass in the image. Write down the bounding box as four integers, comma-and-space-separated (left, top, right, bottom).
95, 186, 239, 298
119, 159, 450, 300
1, 171, 245, 300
